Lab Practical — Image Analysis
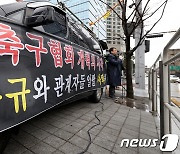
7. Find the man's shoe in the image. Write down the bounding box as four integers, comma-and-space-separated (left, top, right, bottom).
109, 95, 115, 99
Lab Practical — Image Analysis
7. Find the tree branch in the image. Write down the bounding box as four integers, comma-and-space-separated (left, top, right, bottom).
129, 0, 168, 56
98, 0, 123, 21
143, 0, 168, 22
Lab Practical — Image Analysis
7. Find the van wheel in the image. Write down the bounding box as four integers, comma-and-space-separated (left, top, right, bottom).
89, 88, 103, 103
0, 130, 12, 153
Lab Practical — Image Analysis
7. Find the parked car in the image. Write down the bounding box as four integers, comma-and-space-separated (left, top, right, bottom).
0, 1, 107, 152
170, 75, 179, 83
176, 77, 180, 83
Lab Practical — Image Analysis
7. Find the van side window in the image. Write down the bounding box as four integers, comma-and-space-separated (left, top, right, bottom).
68, 22, 80, 45
68, 21, 89, 49
7, 10, 25, 23
77, 25, 102, 54
35, 10, 67, 38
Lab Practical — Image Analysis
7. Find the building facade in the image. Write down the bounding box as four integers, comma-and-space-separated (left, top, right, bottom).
106, 0, 125, 52
52, 0, 107, 40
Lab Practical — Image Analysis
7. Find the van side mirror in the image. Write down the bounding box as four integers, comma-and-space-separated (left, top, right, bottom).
99, 40, 108, 50
93, 44, 101, 51
25, 6, 55, 27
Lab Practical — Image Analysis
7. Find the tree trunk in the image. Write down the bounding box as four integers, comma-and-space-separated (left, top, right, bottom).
125, 36, 134, 99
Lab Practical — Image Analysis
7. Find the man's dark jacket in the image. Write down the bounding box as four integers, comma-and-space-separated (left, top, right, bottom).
106, 54, 124, 86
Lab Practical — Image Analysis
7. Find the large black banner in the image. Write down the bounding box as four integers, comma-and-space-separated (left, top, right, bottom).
0, 21, 106, 132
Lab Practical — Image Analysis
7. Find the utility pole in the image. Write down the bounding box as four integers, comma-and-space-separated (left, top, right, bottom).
135, 0, 145, 89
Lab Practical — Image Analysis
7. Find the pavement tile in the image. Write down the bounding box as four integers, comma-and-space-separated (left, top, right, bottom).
118, 132, 138, 141
141, 117, 154, 123
75, 119, 90, 125
93, 136, 115, 151
84, 123, 103, 131
22, 150, 34, 154
85, 113, 97, 118
141, 118, 155, 124
61, 125, 81, 134
121, 128, 139, 138
140, 128, 158, 138
30, 120, 59, 134
108, 120, 124, 127
52, 150, 65, 154
105, 122, 122, 131
129, 110, 141, 115
61, 115, 77, 121
98, 131, 118, 143
69, 135, 89, 149
68, 121, 86, 129
21, 123, 38, 134
114, 112, 128, 118
76, 130, 96, 141
29, 129, 51, 140
101, 111, 115, 117
111, 115, 127, 122
41, 117, 57, 124
119, 105, 130, 110
98, 115, 111, 122
3, 139, 27, 154
40, 124, 59, 134
139, 147, 162, 154
50, 121, 67, 129
71, 113, 84, 118
57, 118, 72, 125
140, 122, 156, 128
101, 126, 119, 137
117, 108, 130, 113
140, 125, 157, 133
12, 130, 40, 148
59, 142, 83, 154
54, 129, 74, 141
79, 115, 95, 121
128, 116, 140, 121
112, 143, 138, 154
88, 143, 111, 154
43, 135, 66, 148
89, 127, 102, 136
124, 120, 140, 127
29, 141, 56, 154
93, 119, 108, 127
45, 115, 62, 123
123, 123, 140, 132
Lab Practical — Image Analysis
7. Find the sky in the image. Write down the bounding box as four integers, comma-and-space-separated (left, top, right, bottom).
144, 0, 180, 67
0, 0, 180, 67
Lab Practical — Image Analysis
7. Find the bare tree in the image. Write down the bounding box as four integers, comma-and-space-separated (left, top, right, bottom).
99, 0, 168, 98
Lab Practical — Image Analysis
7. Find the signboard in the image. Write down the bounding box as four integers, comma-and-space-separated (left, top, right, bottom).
0, 21, 106, 132
170, 66, 180, 71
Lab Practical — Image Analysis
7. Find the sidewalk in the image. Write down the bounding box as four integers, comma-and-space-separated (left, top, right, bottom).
3, 88, 161, 154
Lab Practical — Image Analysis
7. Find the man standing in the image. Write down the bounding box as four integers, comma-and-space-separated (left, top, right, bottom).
106, 47, 124, 98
